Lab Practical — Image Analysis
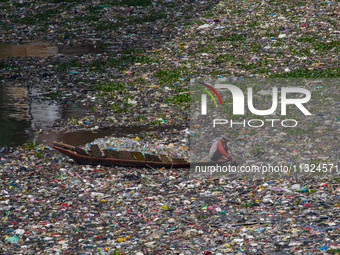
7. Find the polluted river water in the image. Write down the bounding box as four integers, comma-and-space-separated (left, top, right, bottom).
0, 42, 103, 58
0, 42, 105, 147
0, 78, 177, 148
0, 82, 87, 147
0, 42, 184, 147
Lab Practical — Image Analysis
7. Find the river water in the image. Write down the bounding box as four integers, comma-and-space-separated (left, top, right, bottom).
0, 42, 102, 58
0, 43, 177, 147
0, 82, 85, 147
0, 83, 31, 147
0, 42, 102, 147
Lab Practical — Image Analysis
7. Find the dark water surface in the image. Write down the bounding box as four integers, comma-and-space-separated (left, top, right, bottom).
0, 42, 103, 147
0, 83, 182, 147
0, 43, 183, 147
0, 83, 30, 147
37, 125, 183, 146
0, 42, 102, 58
0, 83, 86, 147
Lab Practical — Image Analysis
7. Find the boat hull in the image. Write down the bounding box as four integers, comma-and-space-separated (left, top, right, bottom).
52, 145, 190, 168
51, 145, 233, 169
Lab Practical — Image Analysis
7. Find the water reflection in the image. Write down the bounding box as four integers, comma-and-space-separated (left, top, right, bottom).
0, 83, 77, 147
0, 42, 103, 58
0, 84, 27, 120
0, 118, 30, 147
0, 42, 103, 147
0, 43, 58, 58
30, 103, 62, 130
0, 83, 30, 146
27, 87, 63, 130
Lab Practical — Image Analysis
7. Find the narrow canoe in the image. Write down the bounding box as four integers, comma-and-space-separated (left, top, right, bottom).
51, 145, 191, 168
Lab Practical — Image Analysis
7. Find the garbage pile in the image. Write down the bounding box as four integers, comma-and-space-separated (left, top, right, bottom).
86, 134, 189, 160
0, 0, 339, 134
1, 146, 340, 254
0, 0, 339, 254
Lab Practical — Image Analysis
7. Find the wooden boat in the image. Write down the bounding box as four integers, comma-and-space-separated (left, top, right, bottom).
51, 142, 190, 168
51, 141, 233, 169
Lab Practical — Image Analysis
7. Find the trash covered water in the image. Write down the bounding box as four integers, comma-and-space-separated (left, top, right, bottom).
0, 0, 339, 254
85, 132, 189, 160
37, 125, 186, 147
1, 145, 340, 254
